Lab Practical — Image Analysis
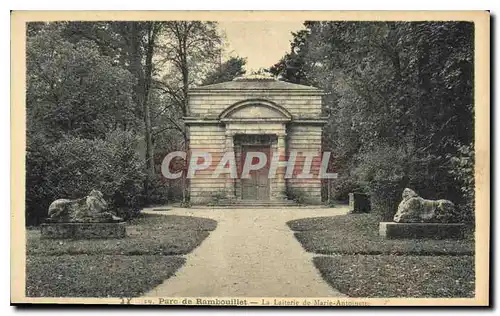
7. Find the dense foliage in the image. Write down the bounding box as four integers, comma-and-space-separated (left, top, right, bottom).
202, 56, 247, 85
26, 130, 146, 224
25, 21, 239, 225
27, 24, 137, 139
271, 22, 474, 220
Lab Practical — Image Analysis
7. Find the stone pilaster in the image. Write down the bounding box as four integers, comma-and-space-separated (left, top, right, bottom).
225, 131, 236, 199
274, 132, 287, 200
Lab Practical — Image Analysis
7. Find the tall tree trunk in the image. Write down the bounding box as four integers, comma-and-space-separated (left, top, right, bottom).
128, 23, 145, 120
143, 22, 158, 176
128, 22, 157, 202
180, 24, 191, 204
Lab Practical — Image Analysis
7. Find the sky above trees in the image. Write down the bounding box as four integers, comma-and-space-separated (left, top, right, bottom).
218, 21, 305, 72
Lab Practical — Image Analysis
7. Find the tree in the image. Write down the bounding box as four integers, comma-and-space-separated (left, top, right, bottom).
154, 21, 222, 130
49, 21, 225, 203
26, 23, 136, 140
82, 22, 163, 185
202, 56, 246, 85
269, 29, 312, 85
25, 20, 229, 224
25, 23, 146, 224
141, 22, 163, 178
153, 21, 223, 202
272, 21, 474, 218
61, 21, 175, 199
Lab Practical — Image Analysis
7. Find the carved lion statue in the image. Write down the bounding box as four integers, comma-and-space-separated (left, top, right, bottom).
47, 190, 123, 223
393, 188, 457, 223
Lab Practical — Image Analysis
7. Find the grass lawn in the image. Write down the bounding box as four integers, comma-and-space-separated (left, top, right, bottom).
28, 214, 217, 256
314, 255, 474, 298
287, 214, 474, 255
26, 213, 217, 297
26, 255, 185, 297
288, 213, 475, 298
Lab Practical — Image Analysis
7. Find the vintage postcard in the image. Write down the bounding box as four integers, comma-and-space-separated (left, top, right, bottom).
11, 11, 490, 306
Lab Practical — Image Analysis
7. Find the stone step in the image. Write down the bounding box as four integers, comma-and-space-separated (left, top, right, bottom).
212, 205, 300, 208
213, 199, 300, 207
228, 200, 296, 203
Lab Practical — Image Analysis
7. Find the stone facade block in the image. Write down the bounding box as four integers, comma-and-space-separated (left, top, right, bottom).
189, 93, 322, 118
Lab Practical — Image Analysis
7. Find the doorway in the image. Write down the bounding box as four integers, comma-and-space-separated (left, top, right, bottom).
240, 144, 271, 200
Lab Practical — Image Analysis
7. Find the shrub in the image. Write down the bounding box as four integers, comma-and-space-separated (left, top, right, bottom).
25, 129, 146, 225
326, 200, 336, 208
353, 142, 472, 222
166, 178, 184, 202
180, 201, 192, 208
352, 145, 406, 220
207, 190, 228, 206
26, 133, 55, 225
286, 187, 307, 205
327, 176, 363, 202
146, 173, 169, 206
448, 143, 475, 223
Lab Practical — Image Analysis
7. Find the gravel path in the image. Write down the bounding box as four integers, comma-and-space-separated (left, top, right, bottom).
143, 206, 349, 297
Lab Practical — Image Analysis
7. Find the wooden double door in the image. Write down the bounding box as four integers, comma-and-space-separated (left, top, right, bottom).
240, 145, 270, 200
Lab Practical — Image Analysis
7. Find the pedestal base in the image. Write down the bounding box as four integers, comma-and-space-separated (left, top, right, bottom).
41, 222, 126, 239
379, 222, 466, 239
348, 192, 371, 213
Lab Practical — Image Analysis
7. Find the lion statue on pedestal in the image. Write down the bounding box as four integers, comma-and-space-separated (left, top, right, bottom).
393, 188, 457, 223
47, 190, 123, 223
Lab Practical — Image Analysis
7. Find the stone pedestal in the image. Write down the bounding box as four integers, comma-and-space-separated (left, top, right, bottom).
348, 192, 371, 213
379, 222, 466, 239
41, 222, 126, 239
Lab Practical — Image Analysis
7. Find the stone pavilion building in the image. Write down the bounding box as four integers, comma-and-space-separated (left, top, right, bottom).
185, 74, 327, 205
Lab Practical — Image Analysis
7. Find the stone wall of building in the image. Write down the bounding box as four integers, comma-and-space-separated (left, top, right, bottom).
189, 124, 226, 204
287, 124, 323, 204
189, 93, 322, 118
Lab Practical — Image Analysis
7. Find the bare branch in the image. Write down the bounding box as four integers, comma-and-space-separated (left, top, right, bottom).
152, 126, 181, 137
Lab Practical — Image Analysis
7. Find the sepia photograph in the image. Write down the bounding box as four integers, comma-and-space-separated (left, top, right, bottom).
10, 11, 490, 306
